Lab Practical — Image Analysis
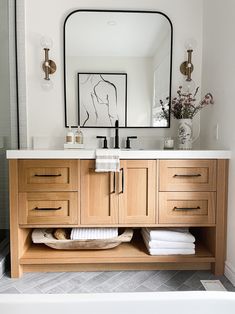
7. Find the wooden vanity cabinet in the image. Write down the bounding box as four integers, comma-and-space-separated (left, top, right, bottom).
80, 160, 156, 225
9, 158, 228, 278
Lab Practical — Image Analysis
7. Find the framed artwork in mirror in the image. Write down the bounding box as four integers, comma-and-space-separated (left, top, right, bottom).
77, 73, 127, 127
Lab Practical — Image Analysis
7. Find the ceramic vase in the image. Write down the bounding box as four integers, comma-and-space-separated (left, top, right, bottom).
178, 118, 193, 150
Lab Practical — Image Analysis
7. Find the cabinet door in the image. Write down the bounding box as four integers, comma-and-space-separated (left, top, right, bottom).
119, 160, 156, 224
80, 160, 118, 225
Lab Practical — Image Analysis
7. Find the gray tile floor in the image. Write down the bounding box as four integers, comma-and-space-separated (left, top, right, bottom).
0, 270, 234, 294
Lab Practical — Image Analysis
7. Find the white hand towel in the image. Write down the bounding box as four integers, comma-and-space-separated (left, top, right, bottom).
148, 248, 195, 255
70, 228, 118, 240
141, 231, 195, 249
95, 149, 120, 172
142, 227, 195, 243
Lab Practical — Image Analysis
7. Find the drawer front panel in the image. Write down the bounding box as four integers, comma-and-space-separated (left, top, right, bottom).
19, 192, 78, 225
19, 160, 79, 191
159, 160, 216, 191
159, 192, 216, 224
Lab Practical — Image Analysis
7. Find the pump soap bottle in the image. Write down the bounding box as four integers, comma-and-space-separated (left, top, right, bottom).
75, 126, 84, 145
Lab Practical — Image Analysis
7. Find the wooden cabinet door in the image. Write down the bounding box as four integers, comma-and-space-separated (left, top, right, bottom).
80, 160, 118, 225
119, 160, 156, 224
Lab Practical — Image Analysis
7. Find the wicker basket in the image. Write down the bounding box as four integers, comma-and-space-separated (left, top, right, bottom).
32, 228, 133, 250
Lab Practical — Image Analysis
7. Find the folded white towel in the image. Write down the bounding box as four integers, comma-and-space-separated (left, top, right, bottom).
95, 149, 120, 172
148, 248, 195, 255
142, 228, 195, 243
141, 231, 195, 249
70, 228, 118, 240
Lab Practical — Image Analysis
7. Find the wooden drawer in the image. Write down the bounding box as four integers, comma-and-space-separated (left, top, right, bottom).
19, 160, 79, 192
159, 192, 216, 225
159, 160, 216, 191
18, 192, 78, 225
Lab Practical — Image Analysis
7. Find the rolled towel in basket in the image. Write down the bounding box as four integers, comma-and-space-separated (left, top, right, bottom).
70, 228, 118, 240
142, 228, 195, 243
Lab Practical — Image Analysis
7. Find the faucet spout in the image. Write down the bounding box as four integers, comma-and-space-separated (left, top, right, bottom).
114, 120, 119, 149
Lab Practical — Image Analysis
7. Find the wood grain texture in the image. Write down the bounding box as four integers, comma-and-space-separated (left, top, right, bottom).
9, 160, 31, 278
159, 192, 216, 225
22, 262, 211, 273
18, 192, 78, 225
213, 159, 229, 275
18, 160, 79, 192
159, 160, 216, 191
119, 160, 156, 224
80, 160, 118, 225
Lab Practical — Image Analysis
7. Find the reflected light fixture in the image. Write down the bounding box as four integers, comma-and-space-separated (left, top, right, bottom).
180, 39, 197, 93
41, 36, 57, 90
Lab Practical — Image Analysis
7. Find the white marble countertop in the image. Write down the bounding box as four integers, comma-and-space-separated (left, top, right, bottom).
6, 149, 231, 159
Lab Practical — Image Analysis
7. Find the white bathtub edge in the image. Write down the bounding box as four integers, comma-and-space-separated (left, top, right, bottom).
225, 261, 235, 286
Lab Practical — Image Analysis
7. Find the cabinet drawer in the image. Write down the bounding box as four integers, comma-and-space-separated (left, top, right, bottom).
159, 160, 216, 191
159, 192, 216, 224
19, 160, 79, 191
18, 192, 78, 225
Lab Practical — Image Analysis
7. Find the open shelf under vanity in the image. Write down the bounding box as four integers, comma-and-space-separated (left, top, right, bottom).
19, 229, 215, 273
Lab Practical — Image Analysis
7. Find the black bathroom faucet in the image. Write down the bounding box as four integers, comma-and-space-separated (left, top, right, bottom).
114, 120, 119, 149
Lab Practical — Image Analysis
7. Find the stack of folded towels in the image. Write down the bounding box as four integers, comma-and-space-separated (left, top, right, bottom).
70, 228, 118, 240
141, 228, 195, 255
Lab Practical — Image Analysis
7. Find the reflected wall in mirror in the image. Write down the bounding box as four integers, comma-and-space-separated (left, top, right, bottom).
64, 10, 173, 128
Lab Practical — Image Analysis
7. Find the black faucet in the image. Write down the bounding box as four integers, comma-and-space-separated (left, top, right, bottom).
114, 120, 119, 149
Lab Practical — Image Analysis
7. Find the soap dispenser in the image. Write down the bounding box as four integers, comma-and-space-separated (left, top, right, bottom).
66, 126, 74, 144
75, 126, 83, 144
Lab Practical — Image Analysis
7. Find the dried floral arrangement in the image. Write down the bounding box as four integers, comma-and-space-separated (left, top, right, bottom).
160, 86, 214, 120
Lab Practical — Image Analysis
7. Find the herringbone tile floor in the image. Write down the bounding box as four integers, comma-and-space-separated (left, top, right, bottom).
0, 270, 234, 294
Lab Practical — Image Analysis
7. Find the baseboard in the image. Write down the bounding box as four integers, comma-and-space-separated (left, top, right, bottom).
0, 238, 9, 278
225, 261, 235, 286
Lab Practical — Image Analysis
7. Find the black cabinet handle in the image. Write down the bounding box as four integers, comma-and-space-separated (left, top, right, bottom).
173, 206, 200, 211
110, 173, 116, 194
119, 168, 124, 194
173, 174, 201, 178
34, 174, 62, 177
33, 207, 62, 211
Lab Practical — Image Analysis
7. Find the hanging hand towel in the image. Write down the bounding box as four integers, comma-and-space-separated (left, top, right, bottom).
95, 149, 120, 172
142, 227, 195, 243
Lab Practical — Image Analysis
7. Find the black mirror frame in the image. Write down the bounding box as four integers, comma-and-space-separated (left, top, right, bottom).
63, 9, 173, 129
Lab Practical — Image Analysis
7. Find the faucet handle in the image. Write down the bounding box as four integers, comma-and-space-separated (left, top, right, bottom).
125, 136, 137, 149
96, 136, 108, 149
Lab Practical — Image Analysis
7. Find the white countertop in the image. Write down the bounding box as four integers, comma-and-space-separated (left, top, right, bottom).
6, 149, 231, 159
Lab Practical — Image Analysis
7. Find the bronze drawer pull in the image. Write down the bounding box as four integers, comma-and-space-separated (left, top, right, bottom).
173, 174, 201, 178
173, 206, 200, 211
33, 207, 62, 211
34, 174, 62, 177
119, 168, 124, 194
110, 173, 116, 194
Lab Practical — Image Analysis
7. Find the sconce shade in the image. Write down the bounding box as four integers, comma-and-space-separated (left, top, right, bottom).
40, 36, 53, 49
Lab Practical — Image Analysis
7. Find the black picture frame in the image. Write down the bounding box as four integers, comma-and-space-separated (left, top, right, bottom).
77, 72, 127, 128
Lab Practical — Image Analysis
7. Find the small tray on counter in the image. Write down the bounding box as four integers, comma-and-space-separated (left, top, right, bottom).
32, 228, 133, 250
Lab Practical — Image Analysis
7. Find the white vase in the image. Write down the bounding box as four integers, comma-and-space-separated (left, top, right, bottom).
178, 119, 193, 150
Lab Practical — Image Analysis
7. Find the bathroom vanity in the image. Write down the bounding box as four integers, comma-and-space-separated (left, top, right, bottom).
7, 150, 230, 278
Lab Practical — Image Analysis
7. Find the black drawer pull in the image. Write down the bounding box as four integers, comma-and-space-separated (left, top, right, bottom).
34, 174, 62, 177
33, 207, 62, 211
173, 206, 200, 211
173, 174, 201, 178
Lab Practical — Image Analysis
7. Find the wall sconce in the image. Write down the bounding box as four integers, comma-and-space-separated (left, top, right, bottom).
40, 36, 56, 90
180, 39, 197, 93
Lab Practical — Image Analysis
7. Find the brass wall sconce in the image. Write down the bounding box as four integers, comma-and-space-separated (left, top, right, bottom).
41, 37, 56, 90
180, 39, 197, 93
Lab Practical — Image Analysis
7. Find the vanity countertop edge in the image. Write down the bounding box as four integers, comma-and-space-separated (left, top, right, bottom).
6, 149, 231, 159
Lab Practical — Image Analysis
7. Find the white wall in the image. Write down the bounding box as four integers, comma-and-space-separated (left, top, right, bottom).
201, 0, 235, 284
20, 0, 203, 148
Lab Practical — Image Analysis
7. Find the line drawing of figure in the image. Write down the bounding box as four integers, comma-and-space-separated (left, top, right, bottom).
79, 74, 124, 127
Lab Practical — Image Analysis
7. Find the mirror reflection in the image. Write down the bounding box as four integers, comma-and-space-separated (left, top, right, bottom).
64, 10, 172, 128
